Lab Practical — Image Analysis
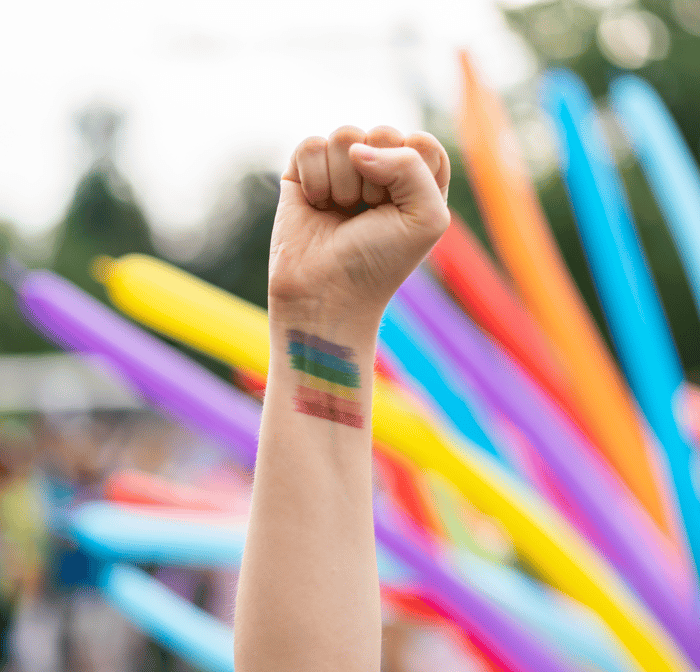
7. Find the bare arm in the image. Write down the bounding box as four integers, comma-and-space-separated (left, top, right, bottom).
234, 125, 450, 672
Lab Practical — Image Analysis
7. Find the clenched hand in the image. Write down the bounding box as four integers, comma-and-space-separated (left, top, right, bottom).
268, 125, 450, 328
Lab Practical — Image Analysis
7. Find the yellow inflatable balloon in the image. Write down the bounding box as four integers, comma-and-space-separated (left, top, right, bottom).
96, 253, 689, 671
93, 254, 270, 378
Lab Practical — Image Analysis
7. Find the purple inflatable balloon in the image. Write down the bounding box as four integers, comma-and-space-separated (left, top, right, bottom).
15, 268, 261, 469
395, 268, 700, 661
373, 500, 576, 672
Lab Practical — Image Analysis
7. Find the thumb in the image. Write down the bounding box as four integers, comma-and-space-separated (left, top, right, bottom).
349, 143, 449, 232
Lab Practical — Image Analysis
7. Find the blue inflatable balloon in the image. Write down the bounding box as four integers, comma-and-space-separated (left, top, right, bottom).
611, 75, 700, 319
541, 68, 700, 585
379, 299, 506, 463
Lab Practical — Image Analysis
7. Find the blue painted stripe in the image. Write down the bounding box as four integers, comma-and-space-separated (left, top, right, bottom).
287, 341, 358, 376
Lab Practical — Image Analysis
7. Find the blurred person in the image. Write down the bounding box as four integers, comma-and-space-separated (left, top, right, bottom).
30, 411, 227, 672
0, 419, 47, 670
10, 414, 144, 672
234, 126, 450, 671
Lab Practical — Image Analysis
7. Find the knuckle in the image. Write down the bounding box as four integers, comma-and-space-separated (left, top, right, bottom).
329, 125, 364, 148
428, 206, 451, 235
406, 133, 441, 163
297, 135, 327, 156
418, 204, 450, 233
367, 124, 403, 146
406, 131, 436, 151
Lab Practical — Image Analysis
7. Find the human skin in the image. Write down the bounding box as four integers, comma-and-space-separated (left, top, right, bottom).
233, 125, 450, 672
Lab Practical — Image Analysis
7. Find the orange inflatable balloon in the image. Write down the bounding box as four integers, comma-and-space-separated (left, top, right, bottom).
455, 50, 678, 542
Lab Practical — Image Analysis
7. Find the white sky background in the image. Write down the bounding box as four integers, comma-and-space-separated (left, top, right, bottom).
0, 0, 540, 241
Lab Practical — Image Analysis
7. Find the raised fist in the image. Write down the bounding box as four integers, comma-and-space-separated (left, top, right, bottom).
268, 125, 450, 327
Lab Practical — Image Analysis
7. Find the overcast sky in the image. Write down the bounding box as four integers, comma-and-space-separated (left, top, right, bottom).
0, 0, 540, 239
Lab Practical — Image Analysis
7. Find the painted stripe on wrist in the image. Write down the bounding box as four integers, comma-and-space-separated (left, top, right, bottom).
286, 341, 359, 376
287, 329, 364, 428
299, 375, 359, 401
293, 397, 364, 428
295, 385, 362, 415
289, 354, 360, 387
287, 329, 354, 360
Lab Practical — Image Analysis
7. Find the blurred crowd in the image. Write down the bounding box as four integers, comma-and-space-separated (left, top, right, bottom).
0, 409, 234, 672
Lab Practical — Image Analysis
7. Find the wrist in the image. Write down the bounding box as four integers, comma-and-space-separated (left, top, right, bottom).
268, 294, 383, 346
265, 307, 379, 438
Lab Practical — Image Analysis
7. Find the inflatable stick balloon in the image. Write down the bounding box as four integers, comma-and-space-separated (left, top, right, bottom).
428, 212, 578, 434
104, 469, 248, 512
395, 268, 700, 665
379, 300, 505, 464
71, 502, 249, 566
92, 254, 270, 377
79, 495, 623, 672
96, 253, 692, 669
101, 565, 419, 672
101, 564, 235, 672
611, 75, 700, 319
4, 265, 261, 468
454, 51, 675, 539
381, 588, 507, 672
372, 449, 447, 543
541, 68, 700, 586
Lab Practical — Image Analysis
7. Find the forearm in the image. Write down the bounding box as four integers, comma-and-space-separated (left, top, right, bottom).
234, 309, 382, 672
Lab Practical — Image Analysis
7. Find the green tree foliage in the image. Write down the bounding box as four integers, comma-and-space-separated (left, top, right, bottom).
0, 223, 55, 354
186, 171, 279, 311
51, 168, 156, 303
1, 106, 158, 355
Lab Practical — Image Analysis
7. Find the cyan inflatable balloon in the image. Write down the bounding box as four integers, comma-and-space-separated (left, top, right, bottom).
541, 68, 700, 593
611, 75, 700, 319
101, 563, 235, 672
379, 299, 505, 463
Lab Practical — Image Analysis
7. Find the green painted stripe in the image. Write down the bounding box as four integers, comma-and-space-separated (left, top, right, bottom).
290, 354, 360, 387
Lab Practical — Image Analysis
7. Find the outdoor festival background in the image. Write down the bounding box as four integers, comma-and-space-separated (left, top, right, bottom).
3, 1, 700, 671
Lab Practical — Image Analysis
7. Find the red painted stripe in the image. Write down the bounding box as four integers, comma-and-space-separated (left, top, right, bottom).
293, 398, 364, 428
295, 385, 361, 415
